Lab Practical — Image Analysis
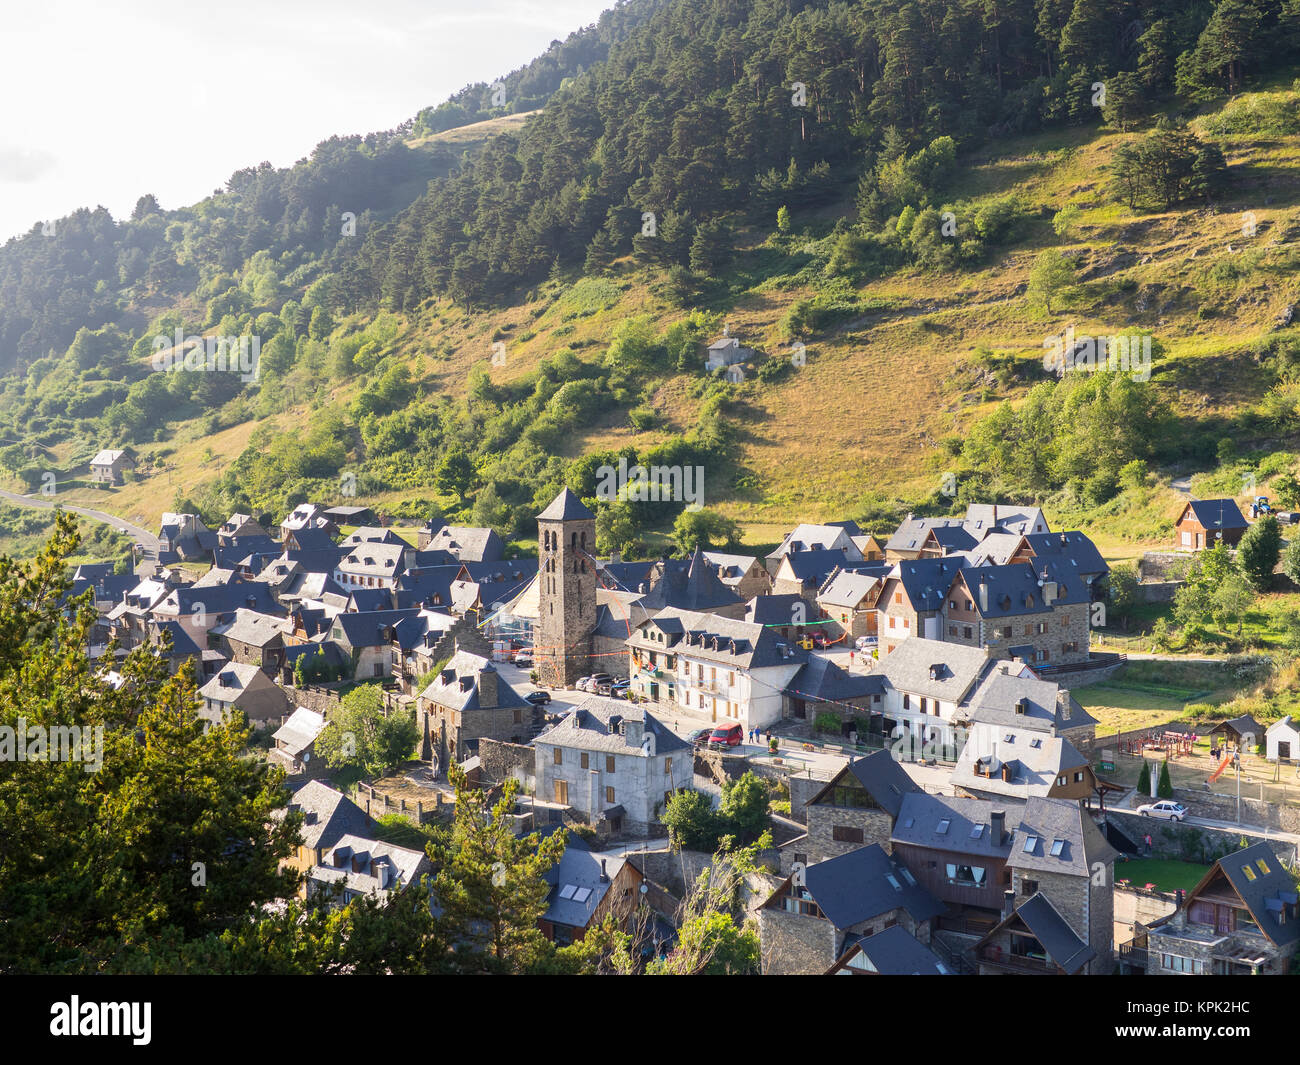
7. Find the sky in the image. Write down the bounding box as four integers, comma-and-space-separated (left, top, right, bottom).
0, 0, 616, 242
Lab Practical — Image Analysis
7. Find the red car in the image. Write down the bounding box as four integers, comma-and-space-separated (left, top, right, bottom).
708, 723, 744, 749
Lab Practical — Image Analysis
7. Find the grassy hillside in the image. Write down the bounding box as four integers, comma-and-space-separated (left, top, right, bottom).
26, 86, 1297, 559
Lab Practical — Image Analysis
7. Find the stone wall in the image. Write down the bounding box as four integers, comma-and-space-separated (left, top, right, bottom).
478, 737, 535, 785
280, 683, 344, 717
1114, 884, 1179, 931
626, 848, 715, 899
1103, 810, 1298, 866
1169, 785, 1300, 835
1137, 581, 1181, 603
352, 782, 445, 825
1138, 552, 1194, 583
804, 803, 894, 864
758, 907, 839, 975
1022, 867, 1112, 974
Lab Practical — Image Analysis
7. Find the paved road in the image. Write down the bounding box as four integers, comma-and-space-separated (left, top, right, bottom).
1120, 788, 1300, 848
0, 488, 158, 573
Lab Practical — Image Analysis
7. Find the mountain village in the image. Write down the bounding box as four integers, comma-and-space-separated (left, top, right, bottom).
65, 484, 1300, 976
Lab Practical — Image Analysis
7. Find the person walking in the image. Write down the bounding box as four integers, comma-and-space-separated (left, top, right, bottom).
1144, 833, 1152, 855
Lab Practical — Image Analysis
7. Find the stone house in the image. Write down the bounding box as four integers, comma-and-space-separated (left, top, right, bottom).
329, 608, 421, 681
704, 334, 754, 371
975, 891, 1099, 974
993, 796, 1117, 974
198, 661, 291, 728
799, 750, 921, 864
418, 649, 536, 767
210, 607, 292, 673
1144, 841, 1299, 975
89, 448, 134, 485
269, 706, 327, 776
334, 541, 412, 592
940, 561, 1092, 667
758, 843, 946, 975
816, 567, 881, 640
701, 551, 773, 599
874, 556, 967, 655
1174, 499, 1249, 551
420, 523, 504, 563
532, 697, 692, 834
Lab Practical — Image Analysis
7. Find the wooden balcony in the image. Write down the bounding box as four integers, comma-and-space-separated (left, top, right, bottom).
979, 945, 1060, 973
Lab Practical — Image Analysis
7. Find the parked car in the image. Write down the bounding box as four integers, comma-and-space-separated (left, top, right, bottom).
588, 672, 614, 694
687, 728, 712, 747
1135, 800, 1187, 822
512, 651, 533, 667
810, 631, 831, 649
708, 723, 744, 749
575, 676, 593, 691
609, 679, 630, 698
854, 635, 877, 651
524, 690, 551, 706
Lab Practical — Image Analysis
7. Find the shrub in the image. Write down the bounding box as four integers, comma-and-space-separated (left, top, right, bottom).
1157, 759, 1174, 799
1138, 760, 1151, 795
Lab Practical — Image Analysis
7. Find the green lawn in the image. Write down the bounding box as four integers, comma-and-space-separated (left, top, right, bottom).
1113, 858, 1209, 894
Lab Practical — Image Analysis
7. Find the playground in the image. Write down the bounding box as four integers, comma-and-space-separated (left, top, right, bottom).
1100, 727, 1300, 808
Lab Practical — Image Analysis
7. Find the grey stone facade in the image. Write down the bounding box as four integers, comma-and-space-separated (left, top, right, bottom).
535, 491, 596, 688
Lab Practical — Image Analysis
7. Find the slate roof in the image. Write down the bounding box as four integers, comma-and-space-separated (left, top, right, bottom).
90, 448, 129, 466
990, 892, 1095, 973
777, 548, 851, 585
346, 588, 395, 612
889, 556, 968, 611
331, 608, 421, 648
809, 749, 921, 818
964, 504, 1049, 536
885, 516, 966, 553
542, 836, 626, 929
211, 607, 290, 647
337, 541, 408, 578
875, 636, 993, 704
597, 560, 658, 593
341, 526, 411, 548
198, 661, 273, 702
1019, 530, 1109, 577
422, 525, 504, 563
817, 568, 880, 610
961, 667, 1097, 734
315, 833, 429, 895
797, 843, 945, 930
959, 561, 1086, 618
952, 734, 1092, 799
1211, 842, 1300, 948
156, 581, 285, 619
534, 696, 689, 756
273, 707, 327, 756
146, 619, 202, 657
745, 593, 810, 627
637, 608, 806, 670
925, 525, 979, 552
839, 925, 951, 975
537, 488, 595, 522
892, 793, 1024, 858
283, 526, 336, 551
636, 549, 742, 612
419, 649, 529, 711
1009, 796, 1118, 877
767, 523, 862, 563
1184, 498, 1249, 531
287, 781, 375, 849
790, 655, 884, 703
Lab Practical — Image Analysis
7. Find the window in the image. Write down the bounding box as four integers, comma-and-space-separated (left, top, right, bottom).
832, 825, 864, 844
1074, 771, 1084, 783
513, 709, 522, 724
1058, 776, 1067, 787
1256, 858, 1271, 875
902, 694, 910, 710
580, 752, 589, 769
936, 819, 950, 835
1023, 835, 1039, 853
554, 780, 568, 803
949, 625, 958, 636
945, 863, 987, 887
1161, 954, 1197, 973
553, 747, 563, 765
606, 786, 616, 803
1242, 864, 1257, 882
606, 755, 616, 773
1021, 877, 1038, 895
963, 626, 972, 638
1050, 839, 1065, 857
894, 593, 902, 605
665, 757, 672, 774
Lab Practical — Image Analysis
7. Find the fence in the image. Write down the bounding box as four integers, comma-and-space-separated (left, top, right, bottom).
1109, 748, 1300, 809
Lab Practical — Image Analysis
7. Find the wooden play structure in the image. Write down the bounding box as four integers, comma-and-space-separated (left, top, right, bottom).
1118, 729, 1197, 758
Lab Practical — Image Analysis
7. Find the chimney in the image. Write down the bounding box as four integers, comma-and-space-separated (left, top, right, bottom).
1001, 763, 1013, 782
477, 664, 498, 707
992, 504, 998, 525
1002, 888, 1015, 918
600, 859, 609, 882
991, 810, 1005, 846
979, 582, 988, 613
1015, 698, 1027, 715
623, 715, 644, 747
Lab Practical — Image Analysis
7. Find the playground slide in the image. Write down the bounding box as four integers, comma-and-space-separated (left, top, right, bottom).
1207, 752, 1233, 784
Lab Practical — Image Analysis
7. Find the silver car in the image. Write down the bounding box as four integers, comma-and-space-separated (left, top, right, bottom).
1135, 800, 1187, 822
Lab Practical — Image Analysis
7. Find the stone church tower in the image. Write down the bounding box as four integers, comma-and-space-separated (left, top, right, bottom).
535, 488, 597, 687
